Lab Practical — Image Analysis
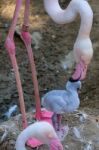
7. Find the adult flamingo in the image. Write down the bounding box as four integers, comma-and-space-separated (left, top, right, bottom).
5, 0, 53, 128
5, 0, 53, 148
4, 0, 93, 127
44, 0, 93, 81
16, 121, 63, 150
4, 0, 93, 147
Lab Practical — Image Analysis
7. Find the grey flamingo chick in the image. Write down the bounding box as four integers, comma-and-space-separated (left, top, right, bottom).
16, 121, 63, 150
42, 79, 81, 140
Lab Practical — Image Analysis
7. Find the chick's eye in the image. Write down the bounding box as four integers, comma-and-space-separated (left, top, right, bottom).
77, 87, 80, 91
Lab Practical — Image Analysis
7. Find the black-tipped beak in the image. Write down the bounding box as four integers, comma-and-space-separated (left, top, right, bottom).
69, 77, 78, 82
69, 73, 82, 82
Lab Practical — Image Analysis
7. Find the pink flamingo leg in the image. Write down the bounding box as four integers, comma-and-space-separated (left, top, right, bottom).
20, 0, 41, 120
21, 31, 42, 120
5, 0, 27, 128
52, 113, 69, 141
20, 1, 53, 147
52, 113, 62, 131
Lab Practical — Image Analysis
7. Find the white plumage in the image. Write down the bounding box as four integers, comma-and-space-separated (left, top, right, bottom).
16, 121, 63, 150
44, 0, 93, 80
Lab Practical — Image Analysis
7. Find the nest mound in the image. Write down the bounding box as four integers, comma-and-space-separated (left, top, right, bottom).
0, 108, 99, 150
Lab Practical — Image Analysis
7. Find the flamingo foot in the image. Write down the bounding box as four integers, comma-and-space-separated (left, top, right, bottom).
56, 125, 69, 141
72, 60, 88, 80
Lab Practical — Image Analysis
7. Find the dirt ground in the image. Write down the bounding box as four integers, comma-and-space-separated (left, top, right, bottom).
0, 0, 99, 149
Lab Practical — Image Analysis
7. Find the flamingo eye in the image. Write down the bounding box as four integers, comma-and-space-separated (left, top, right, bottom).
77, 87, 80, 91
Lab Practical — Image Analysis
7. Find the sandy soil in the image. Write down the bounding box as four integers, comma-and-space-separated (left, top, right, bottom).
0, 0, 99, 149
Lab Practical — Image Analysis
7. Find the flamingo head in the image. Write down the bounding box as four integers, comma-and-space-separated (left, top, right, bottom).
50, 138, 63, 150
66, 79, 81, 92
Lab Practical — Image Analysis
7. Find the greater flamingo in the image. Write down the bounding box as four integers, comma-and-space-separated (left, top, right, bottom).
5, 0, 53, 147
16, 121, 63, 150
5, 0, 53, 129
44, 0, 93, 80
42, 79, 81, 140
4, 0, 93, 147
4, 0, 93, 127
5, 0, 34, 129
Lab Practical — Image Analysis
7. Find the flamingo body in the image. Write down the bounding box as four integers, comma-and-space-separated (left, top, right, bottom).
16, 121, 63, 150
42, 80, 81, 114
41, 80, 81, 140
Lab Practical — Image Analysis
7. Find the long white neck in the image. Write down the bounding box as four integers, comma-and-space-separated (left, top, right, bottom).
74, 0, 93, 38
15, 124, 36, 150
15, 122, 58, 150
44, 0, 93, 38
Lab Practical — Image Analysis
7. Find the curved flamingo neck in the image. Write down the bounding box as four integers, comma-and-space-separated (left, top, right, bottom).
15, 122, 61, 150
75, 0, 93, 38
15, 125, 36, 150
44, 0, 93, 38
44, 0, 77, 24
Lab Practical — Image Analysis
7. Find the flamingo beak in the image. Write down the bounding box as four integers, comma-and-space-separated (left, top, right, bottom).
69, 73, 81, 82
72, 60, 88, 81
